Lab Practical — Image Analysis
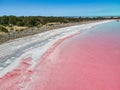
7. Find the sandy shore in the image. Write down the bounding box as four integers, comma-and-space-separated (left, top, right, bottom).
0, 20, 113, 78
0, 21, 99, 44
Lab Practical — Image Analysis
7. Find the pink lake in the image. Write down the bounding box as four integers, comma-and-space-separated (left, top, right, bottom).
31, 21, 120, 90
0, 21, 120, 90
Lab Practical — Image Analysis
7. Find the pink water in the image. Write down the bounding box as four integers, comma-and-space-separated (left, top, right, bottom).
32, 22, 120, 90
0, 22, 120, 90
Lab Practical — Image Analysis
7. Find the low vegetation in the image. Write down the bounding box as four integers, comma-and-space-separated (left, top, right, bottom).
0, 15, 119, 43
0, 16, 119, 28
0, 25, 8, 33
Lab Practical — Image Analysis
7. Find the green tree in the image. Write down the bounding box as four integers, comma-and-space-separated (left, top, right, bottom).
0, 16, 9, 26
8, 15, 17, 25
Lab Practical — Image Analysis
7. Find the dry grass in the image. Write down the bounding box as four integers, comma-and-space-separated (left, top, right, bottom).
0, 32, 6, 35
6, 26, 28, 31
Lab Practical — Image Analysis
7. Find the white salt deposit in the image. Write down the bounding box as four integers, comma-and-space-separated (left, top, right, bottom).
0, 20, 114, 77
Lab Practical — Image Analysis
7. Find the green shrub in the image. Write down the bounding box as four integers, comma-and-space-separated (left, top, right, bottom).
10, 27, 14, 30
16, 21, 24, 26
20, 29, 24, 31
0, 25, 8, 33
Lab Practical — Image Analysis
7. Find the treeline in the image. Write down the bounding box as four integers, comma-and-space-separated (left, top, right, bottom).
0, 15, 119, 27
0, 15, 119, 43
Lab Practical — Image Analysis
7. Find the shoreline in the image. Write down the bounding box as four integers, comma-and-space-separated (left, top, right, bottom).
26, 20, 120, 90
0, 20, 114, 78
0, 20, 102, 44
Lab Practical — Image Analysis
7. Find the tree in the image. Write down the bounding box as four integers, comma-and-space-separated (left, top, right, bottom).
0, 16, 9, 26
8, 15, 17, 25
